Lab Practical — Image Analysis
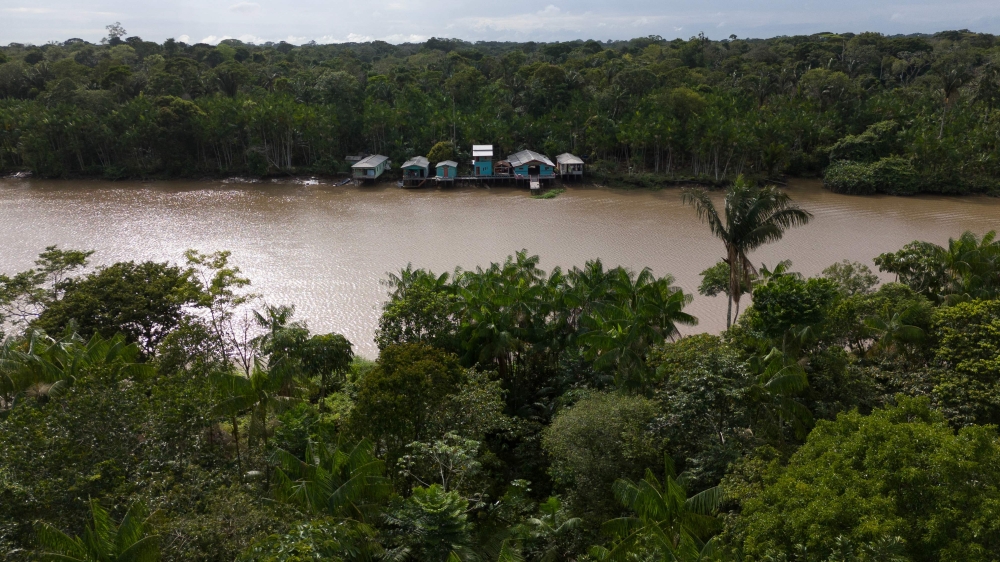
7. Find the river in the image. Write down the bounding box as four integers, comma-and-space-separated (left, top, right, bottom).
1, 177, 998, 357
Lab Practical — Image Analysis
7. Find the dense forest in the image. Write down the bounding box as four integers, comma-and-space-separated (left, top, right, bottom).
2, 26, 1000, 193
3, 180, 1000, 561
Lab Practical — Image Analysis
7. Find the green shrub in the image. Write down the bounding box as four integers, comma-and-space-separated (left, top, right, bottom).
824, 156, 919, 195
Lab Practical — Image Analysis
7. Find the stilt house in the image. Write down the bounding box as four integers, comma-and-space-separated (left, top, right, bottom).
401, 156, 430, 187
472, 145, 493, 176
352, 154, 390, 181
508, 150, 555, 179
436, 160, 457, 182
556, 153, 584, 179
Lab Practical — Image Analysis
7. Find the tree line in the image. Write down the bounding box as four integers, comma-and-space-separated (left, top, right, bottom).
2, 26, 1000, 193
3, 181, 1000, 560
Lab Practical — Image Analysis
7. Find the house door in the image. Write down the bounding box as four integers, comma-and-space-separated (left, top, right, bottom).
528, 165, 539, 175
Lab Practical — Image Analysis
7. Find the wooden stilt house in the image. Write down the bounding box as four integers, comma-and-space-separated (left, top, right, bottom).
556, 153, 584, 179
436, 160, 457, 182
352, 154, 390, 183
401, 156, 431, 187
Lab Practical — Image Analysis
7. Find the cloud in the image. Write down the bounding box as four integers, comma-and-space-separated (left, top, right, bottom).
229, 2, 260, 14
200, 35, 234, 44
177, 35, 190, 43
3, 7, 55, 13
238, 34, 266, 43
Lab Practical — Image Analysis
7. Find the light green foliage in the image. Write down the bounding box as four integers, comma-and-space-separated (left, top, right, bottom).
542, 392, 665, 523
427, 141, 456, 164
875, 230, 1000, 302
36, 500, 160, 562
747, 275, 839, 341
532, 188, 565, 199
399, 431, 483, 494
697, 261, 732, 297
821, 260, 879, 296
931, 299, 1000, 425
0, 245, 93, 328
823, 156, 920, 195
733, 397, 1000, 561
828, 120, 899, 163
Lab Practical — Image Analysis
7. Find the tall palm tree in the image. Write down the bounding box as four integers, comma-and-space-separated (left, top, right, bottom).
36, 500, 159, 562
682, 176, 812, 328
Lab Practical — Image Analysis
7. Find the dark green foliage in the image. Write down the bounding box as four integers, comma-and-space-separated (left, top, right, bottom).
541, 392, 665, 524
348, 344, 464, 463
1, 32, 1000, 191
823, 156, 920, 195
384, 484, 472, 562
6, 232, 1000, 561
33, 261, 200, 356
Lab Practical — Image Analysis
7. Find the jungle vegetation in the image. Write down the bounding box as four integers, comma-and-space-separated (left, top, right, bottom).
3, 179, 1000, 561
2, 26, 1000, 193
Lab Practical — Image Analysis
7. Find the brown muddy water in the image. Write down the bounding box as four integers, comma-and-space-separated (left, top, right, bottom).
1, 177, 998, 357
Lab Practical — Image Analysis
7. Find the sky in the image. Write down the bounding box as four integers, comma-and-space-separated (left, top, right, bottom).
3, 0, 1000, 46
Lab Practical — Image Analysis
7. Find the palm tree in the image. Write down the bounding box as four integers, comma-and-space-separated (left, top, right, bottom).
271, 439, 391, 524
745, 347, 812, 444
580, 268, 695, 389
864, 304, 927, 359
1, 331, 150, 406
682, 176, 812, 328
590, 456, 721, 562
36, 500, 159, 562
211, 358, 302, 476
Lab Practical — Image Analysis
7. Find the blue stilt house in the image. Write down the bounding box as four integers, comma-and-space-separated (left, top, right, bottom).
508, 150, 555, 179
436, 160, 457, 182
472, 145, 493, 176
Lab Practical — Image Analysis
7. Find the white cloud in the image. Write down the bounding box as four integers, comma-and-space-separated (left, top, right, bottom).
209, 35, 241, 44
177, 34, 190, 43
229, 2, 260, 14
238, 34, 266, 43
3, 7, 55, 13
539, 5, 561, 15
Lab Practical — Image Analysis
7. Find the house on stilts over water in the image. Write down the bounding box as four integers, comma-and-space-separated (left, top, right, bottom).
436, 160, 458, 183
507, 150, 555, 191
556, 153, 584, 180
400, 156, 431, 187
472, 145, 494, 177
352, 154, 390, 184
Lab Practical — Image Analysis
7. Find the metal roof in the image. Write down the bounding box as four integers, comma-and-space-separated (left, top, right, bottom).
401, 156, 429, 169
507, 150, 554, 168
472, 144, 494, 157
556, 153, 584, 165
436, 160, 458, 167
352, 154, 389, 168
